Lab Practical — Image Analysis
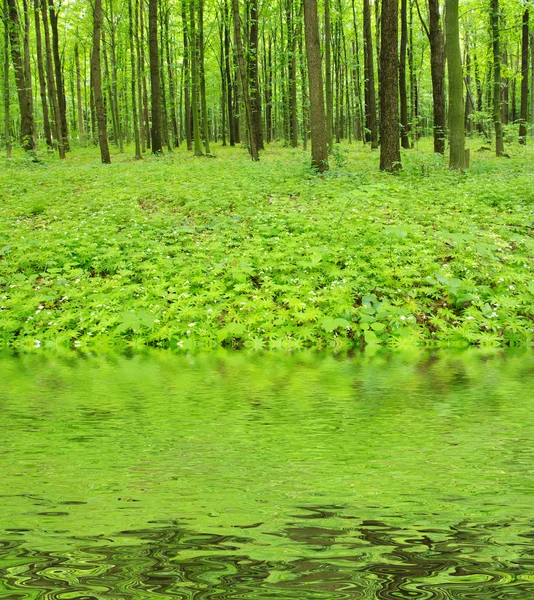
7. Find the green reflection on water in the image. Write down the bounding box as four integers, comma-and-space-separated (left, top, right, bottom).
0, 349, 533, 599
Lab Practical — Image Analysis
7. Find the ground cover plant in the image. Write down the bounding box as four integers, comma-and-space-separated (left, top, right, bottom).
1, 140, 534, 351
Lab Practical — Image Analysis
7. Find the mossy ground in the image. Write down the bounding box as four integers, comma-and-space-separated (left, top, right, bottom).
1, 139, 533, 351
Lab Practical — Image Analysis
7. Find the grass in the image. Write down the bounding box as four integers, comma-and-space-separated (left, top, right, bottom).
1, 138, 533, 351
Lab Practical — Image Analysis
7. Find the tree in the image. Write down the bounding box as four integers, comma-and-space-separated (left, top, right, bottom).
428, 0, 446, 154
399, 0, 409, 148
519, 6, 529, 144
6, 0, 35, 151
303, 0, 328, 170
491, 0, 504, 156
379, 0, 401, 171
231, 0, 259, 160
149, 0, 163, 154
91, 0, 111, 163
446, 0, 465, 169
363, 0, 377, 148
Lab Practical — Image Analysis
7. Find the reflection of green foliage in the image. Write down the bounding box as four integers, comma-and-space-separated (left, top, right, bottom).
0, 349, 534, 596
1, 141, 534, 351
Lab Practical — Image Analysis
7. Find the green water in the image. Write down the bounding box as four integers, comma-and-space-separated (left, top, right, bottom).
1, 350, 534, 599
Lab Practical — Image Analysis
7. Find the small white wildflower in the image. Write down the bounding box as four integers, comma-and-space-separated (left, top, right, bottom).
400, 315, 406, 321
34, 340, 41, 348
188, 322, 196, 327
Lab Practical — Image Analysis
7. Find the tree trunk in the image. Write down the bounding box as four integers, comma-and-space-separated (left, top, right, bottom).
519, 7, 528, 144
74, 43, 85, 142
198, 0, 210, 154
149, 0, 163, 153
224, 0, 235, 146
4, 0, 11, 157
249, 0, 264, 150
399, 0, 409, 148
6, 0, 35, 151
231, 0, 258, 159
108, 0, 123, 152
129, 0, 141, 158
189, 0, 203, 155
363, 0, 378, 147
379, 0, 401, 171
48, 0, 69, 150
324, 0, 333, 147
491, 0, 504, 156
34, 0, 52, 148
41, 0, 63, 155
446, 0, 465, 169
91, 0, 111, 163
303, 0, 328, 170
164, 5, 179, 147
428, 0, 445, 153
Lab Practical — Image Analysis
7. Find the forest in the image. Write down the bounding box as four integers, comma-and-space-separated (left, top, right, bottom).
1, 0, 534, 350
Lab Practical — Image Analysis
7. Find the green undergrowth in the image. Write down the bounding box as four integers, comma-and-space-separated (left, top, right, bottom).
1, 139, 534, 351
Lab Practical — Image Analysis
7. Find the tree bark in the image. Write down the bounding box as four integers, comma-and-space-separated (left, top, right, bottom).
74, 43, 85, 142
198, 0, 210, 153
363, 0, 377, 147
428, 0, 445, 153
324, 0, 333, 147
399, 0, 409, 148
379, 0, 401, 171
3, 0, 11, 157
231, 0, 259, 160
34, 0, 52, 148
189, 0, 203, 155
129, 0, 141, 158
303, 0, 328, 170
249, 0, 264, 150
446, 0, 465, 169
6, 0, 35, 151
48, 0, 69, 150
519, 7, 528, 144
491, 0, 504, 156
91, 0, 111, 163
149, 0, 163, 153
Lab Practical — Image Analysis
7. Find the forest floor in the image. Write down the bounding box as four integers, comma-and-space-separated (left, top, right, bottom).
1, 139, 533, 351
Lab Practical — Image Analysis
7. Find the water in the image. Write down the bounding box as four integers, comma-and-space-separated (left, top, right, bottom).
1, 349, 534, 599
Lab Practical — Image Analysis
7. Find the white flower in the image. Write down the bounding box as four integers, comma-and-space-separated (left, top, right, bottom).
188, 322, 196, 327
34, 340, 41, 348
400, 315, 406, 321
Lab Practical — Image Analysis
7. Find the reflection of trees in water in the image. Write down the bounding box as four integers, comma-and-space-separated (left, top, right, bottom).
1, 511, 533, 599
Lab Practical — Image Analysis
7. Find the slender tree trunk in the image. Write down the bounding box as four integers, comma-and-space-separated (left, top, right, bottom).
48, 0, 69, 150
491, 0, 504, 156
531, 32, 534, 136
198, 0, 210, 153
108, 0, 123, 152
224, 0, 234, 146
363, 0, 377, 147
303, 0, 328, 170
3, 0, 11, 157
140, 0, 151, 149
75, 43, 85, 142
189, 0, 203, 155
41, 0, 63, 155
218, 17, 226, 146
519, 7, 528, 144
446, 0, 465, 169
148, 0, 163, 153
91, 0, 110, 163
324, 0, 333, 147
22, 0, 32, 117
165, 6, 179, 146
428, 0, 445, 153
231, 0, 258, 159
34, 0, 52, 148
6, 0, 35, 151
129, 0, 141, 158
399, 0, 409, 148
249, 0, 264, 150
464, 32, 474, 134
379, 0, 401, 171
181, 0, 192, 150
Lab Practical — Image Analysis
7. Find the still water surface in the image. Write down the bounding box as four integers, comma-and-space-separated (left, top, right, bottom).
1, 350, 534, 599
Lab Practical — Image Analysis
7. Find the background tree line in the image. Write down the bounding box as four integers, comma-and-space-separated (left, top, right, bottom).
2, 0, 533, 171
